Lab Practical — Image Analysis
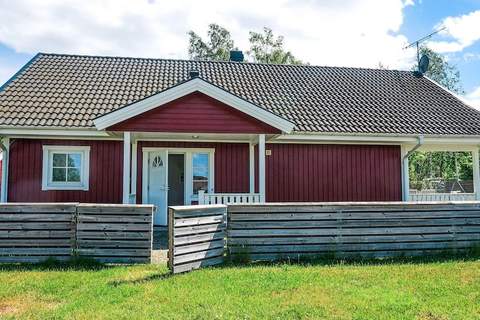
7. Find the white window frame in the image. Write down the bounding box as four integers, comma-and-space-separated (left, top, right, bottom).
42, 145, 91, 191
191, 150, 214, 200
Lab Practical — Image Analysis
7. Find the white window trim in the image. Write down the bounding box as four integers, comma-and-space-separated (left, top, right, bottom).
42, 145, 91, 191
190, 149, 215, 201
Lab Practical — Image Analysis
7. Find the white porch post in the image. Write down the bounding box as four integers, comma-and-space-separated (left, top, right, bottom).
130, 140, 137, 204
258, 134, 266, 202
1, 137, 10, 202
249, 142, 255, 193
123, 132, 131, 204
473, 149, 480, 200
401, 145, 410, 202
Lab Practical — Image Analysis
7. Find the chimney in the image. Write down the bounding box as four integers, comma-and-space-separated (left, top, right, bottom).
229, 50, 244, 62
189, 70, 200, 78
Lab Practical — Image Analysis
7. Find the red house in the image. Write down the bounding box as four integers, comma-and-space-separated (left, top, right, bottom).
1, 53, 480, 225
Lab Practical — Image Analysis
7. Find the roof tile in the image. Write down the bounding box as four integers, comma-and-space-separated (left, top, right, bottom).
1, 53, 480, 135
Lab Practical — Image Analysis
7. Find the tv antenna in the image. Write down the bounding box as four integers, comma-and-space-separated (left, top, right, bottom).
404, 27, 446, 71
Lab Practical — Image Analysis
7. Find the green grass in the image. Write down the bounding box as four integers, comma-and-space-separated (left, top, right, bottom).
0, 258, 480, 320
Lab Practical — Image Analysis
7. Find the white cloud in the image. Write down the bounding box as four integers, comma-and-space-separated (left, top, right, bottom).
428, 10, 480, 53
0, 0, 417, 70
467, 86, 480, 109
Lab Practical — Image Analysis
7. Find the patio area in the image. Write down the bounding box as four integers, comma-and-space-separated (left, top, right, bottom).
151, 226, 169, 263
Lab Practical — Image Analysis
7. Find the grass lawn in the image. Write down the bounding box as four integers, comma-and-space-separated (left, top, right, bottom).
0, 258, 479, 320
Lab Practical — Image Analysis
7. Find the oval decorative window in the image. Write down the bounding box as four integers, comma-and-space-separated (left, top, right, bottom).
152, 155, 163, 168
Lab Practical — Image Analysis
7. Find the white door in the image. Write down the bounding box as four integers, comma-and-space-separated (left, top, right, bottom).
147, 150, 168, 225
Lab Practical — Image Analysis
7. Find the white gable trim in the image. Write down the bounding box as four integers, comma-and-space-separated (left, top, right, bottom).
93, 77, 295, 133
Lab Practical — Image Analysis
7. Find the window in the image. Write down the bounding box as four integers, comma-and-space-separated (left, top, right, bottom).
42, 146, 90, 190
192, 153, 209, 195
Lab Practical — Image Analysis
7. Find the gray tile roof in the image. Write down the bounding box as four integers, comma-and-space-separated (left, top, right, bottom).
1, 52, 480, 135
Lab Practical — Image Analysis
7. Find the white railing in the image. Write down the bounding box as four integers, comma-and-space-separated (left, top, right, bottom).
409, 192, 476, 202
198, 190, 262, 205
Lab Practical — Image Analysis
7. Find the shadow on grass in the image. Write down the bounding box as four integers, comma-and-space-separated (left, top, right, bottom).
222, 246, 480, 269
0, 257, 112, 272
108, 272, 173, 287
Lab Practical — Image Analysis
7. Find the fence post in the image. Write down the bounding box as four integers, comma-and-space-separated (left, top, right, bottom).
168, 207, 174, 270
72, 203, 79, 258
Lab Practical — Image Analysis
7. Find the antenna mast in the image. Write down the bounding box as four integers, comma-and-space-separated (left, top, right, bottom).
404, 27, 446, 65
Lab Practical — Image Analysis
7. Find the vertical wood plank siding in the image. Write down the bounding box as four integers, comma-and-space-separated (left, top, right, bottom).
265, 144, 402, 202
7, 139, 402, 204
108, 92, 280, 134
136, 141, 250, 203
8, 139, 123, 203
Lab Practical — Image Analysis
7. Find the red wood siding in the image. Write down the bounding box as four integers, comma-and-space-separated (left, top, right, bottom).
109, 92, 280, 134
136, 141, 250, 204
6, 139, 401, 204
265, 144, 402, 202
8, 139, 123, 203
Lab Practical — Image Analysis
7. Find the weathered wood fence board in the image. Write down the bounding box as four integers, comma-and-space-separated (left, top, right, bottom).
76, 204, 153, 263
169, 205, 226, 274
227, 202, 480, 262
0, 203, 76, 263
0, 203, 153, 264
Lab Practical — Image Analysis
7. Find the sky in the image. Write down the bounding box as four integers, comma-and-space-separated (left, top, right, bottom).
0, 0, 479, 106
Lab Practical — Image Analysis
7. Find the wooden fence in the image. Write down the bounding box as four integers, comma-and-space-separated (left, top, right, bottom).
76, 204, 153, 263
227, 202, 480, 261
0, 204, 76, 263
0, 203, 153, 264
168, 205, 226, 274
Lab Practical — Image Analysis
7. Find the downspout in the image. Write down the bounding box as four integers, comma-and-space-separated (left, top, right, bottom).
402, 135, 424, 201
0, 137, 9, 202
403, 135, 425, 160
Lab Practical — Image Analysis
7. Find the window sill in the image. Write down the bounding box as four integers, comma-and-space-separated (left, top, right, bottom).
42, 185, 89, 191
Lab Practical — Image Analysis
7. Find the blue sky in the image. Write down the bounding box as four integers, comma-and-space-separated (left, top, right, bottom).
0, 0, 479, 105
400, 0, 480, 94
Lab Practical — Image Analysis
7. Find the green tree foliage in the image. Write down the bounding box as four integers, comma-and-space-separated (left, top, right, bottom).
188, 24, 236, 61
247, 27, 303, 65
409, 151, 473, 192
187, 25, 303, 64
418, 46, 463, 94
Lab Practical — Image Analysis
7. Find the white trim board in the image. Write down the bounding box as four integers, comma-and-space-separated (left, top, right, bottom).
274, 133, 480, 145
93, 77, 295, 133
0, 128, 118, 138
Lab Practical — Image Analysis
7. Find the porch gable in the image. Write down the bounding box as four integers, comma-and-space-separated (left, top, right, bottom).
106, 92, 281, 134
93, 77, 295, 133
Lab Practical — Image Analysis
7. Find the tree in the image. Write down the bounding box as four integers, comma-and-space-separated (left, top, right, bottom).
187, 25, 304, 65
417, 46, 463, 94
187, 24, 236, 61
247, 27, 302, 65
409, 151, 473, 192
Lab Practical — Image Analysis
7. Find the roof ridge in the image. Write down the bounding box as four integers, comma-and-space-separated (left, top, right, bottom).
37, 52, 410, 73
